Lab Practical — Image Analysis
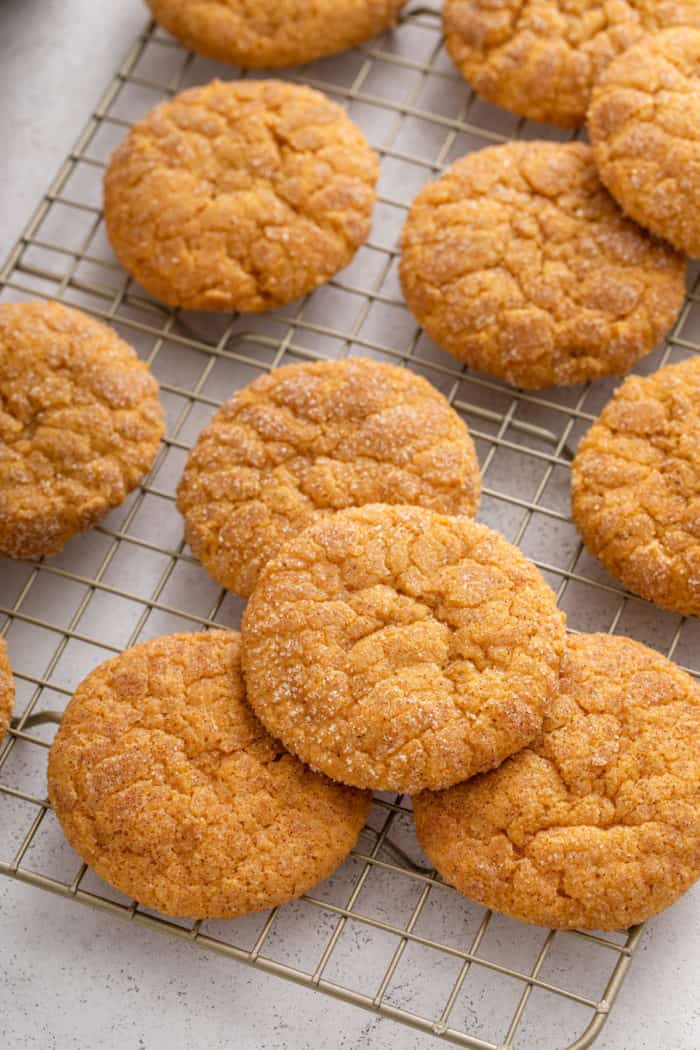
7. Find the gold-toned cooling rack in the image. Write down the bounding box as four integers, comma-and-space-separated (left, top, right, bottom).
2, 7, 699, 1048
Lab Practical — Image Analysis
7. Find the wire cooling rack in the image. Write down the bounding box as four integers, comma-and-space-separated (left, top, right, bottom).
2, 6, 700, 1048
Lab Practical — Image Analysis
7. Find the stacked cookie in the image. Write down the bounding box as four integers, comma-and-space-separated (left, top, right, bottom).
401, 8, 700, 385
96, 15, 700, 608
36, 350, 700, 932
46, 356, 489, 918
1, 4, 697, 936
398, 10, 700, 613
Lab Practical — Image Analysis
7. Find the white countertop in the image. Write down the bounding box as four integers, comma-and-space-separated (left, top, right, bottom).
1, 2, 699, 1047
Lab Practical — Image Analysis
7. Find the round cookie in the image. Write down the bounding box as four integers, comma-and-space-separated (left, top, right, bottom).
400, 141, 686, 389
48, 631, 370, 919
242, 504, 566, 793
0, 638, 14, 744
414, 632, 700, 931
0, 301, 164, 559
589, 28, 700, 257
572, 355, 700, 617
177, 358, 481, 597
103, 80, 379, 312
146, 0, 407, 69
443, 0, 700, 128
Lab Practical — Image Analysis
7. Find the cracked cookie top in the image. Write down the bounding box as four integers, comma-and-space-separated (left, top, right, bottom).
589, 27, 700, 257
399, 141, 686, 389
0, 300, 164, 559
572, 355, 700, 616
242, 504, 566, 793
443, 0, 700, 127
177, 357, 481, 597
414, 632, 700, 930
48, 631, 370, 919
146, 0, 407, 69
103, 79, 379, 312
0, 638, 14, 745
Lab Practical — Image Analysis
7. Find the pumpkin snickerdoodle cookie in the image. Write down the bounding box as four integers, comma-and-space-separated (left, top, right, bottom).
572, 355, 700, 617
589, 28, 700, 258
414, 633, 700, 931
400, 141, 686, 389
146, 0, 407, 69
0, 638, 14, 745
177, 358, 481, 598
48, 631, 370, 919
0, 300, 164, 559
242, 504, 566, 794
443, 0, 700, 128
103, 80, 379, 312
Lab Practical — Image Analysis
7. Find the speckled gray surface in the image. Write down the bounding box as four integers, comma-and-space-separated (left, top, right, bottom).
1, 2, 700, 1048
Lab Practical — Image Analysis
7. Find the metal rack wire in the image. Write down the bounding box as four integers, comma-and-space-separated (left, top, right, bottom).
1, 6, 699, 1048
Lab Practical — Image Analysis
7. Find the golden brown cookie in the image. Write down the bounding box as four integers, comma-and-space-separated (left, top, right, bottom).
242, 504, 566, 793
572, 355, 700, 616
177, 358, 481, 598
414, 632, 700, 931
0, 638, 14, 744
146, 0, 407, 69
589, 28, 700, 257
103, 80, 379, 312
400, 141, 686, 389
0, 301, 164, 559
48, 631, 370, 919
443, 0, 700, 128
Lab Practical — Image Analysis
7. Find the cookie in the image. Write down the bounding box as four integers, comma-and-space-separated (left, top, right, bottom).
242, 504, 566, 793
572, 355, 700, 616
0, 638, 14, 744
0, 301, 164, 559
400, 141, 686, 389
177, 358, 481, 597
146, 0, 407, 69
48, 631, 370, 919
443, 0, 700, 128
589, 28, 700, 257
103, 80, 379, 312
414, 632, 700, 930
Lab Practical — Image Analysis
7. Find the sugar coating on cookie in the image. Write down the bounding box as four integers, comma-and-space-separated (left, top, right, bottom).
400, 141, 686, 389
572, 355, 700, 616
0, 301, 164, 559
589, 28, 700, 257
242, 504, 566, 793
177, 358, 481, 597
48, 631, 370, 919
443, 0, 700, 128
146, 0, 407, 69
414, 632, 700, 930
0, 638, 14, 744
103, 80, 379, 312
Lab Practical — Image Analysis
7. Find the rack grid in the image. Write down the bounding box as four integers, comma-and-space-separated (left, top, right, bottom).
1, 6, 698, 1048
